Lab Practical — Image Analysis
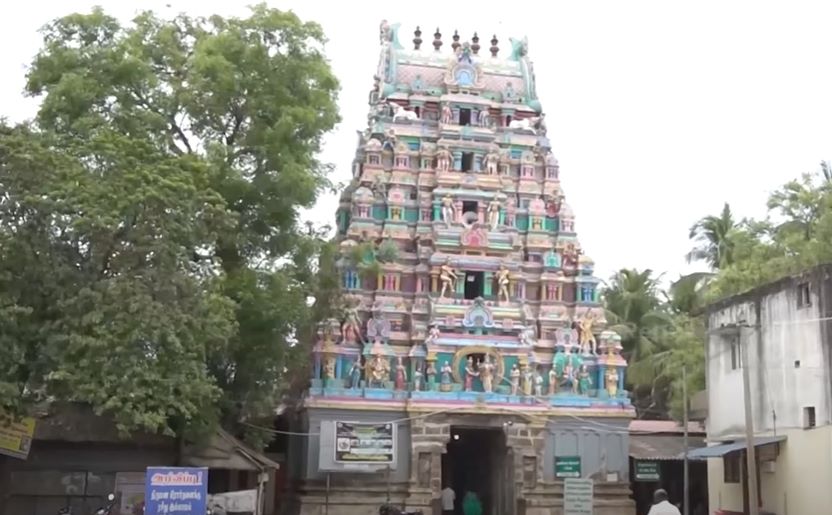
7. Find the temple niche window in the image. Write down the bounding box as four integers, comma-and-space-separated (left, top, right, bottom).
395, 156, 409, 168
344, 269, 360, 290
356, 205, 370, 218
390, 207, 403, 220
461, 152, 474, 172
521, 165, 534, 178
459, 107, 472, 126
561, 219, 574, 232
368, 154, 381, 165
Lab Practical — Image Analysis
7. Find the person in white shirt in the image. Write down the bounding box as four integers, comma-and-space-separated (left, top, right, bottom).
647, 489, 681, 515
441, 485, 456, 515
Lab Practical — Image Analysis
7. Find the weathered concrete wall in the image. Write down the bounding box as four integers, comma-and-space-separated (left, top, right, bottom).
707, 272, 832, 439
543, 418, 630, 482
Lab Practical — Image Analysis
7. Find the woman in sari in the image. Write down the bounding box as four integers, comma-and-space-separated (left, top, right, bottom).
462, 491, 482, 515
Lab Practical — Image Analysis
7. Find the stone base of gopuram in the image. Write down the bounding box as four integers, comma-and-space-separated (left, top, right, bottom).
520, 481, 635, 515
291, 479, 411, 515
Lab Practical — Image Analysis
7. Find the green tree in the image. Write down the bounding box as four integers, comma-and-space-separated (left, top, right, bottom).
687, 202, 737, 269
603, 269, 671, 363
1, 4, 340, 441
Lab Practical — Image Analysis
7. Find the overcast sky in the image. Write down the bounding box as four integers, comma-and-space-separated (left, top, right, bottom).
3, 1, 832, 283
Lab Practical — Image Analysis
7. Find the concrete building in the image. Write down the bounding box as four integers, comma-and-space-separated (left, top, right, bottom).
693, 264, 832, 515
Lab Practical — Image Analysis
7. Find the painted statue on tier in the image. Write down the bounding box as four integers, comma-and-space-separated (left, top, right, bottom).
349, 359, 362, 388
496, 264, 511, 304
510, 363, 520, 395
533, 368, 544, 397
395, 357, 407, 390
370, 355, 390, 387
425, 325, 440, 346
426, 361, 437, 388
439, 259, 458, 298
441, 195, 455, 226
324, 357, 336, 381
484, 150, 500, 175
577, 365, 592, 395
487, 199, 501, 230
464, 356, 479, 391
436, 148, 452, 172
548, 367, 558, 395
522, 365, 533, 396
440, 103, 453, 125
605, 367, 619, 397
480, 356, 495, 393
578, 312, 597, 355
341, 303, 363, 344
413, 365, 424, 391
441, 361, 453, 386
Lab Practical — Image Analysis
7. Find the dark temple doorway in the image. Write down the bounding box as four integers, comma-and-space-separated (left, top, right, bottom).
441, 427, 510, 515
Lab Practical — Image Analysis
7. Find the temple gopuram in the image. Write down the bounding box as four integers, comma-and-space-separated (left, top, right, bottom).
287, 22, 635, 515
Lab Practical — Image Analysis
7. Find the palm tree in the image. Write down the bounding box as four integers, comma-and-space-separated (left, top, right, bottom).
603, 269, 672, 363
687, 202, 736, 269
666, 272, 714, 316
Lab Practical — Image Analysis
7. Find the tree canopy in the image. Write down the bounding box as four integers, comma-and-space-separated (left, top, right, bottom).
0, 4, 339, 443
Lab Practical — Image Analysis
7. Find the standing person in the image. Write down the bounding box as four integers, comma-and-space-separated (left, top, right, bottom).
462, 491, 482, 515
441, 485, 455, 515
647, 489, 681, 515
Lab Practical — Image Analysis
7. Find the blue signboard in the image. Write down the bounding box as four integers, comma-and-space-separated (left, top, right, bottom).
145, 467, 208, 515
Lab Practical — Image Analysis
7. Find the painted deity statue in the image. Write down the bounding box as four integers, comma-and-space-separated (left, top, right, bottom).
341, 304, 362, 344
548, 367, 558, 395
578, 312, 597, 355
562, 362, 575, 393
440, 361, 453, 385
425, 325, 440, 346
370, 355, 390, 387
426, 361, 437, 387
510, 363, 520, 395
440, 104, 453, 125
439, 259, 458, 298
413, 366, 424, 391
324, 357, 336, 381
487, 199, 501, 231
349, 359, 362, 389
395, 356, 406, 390
496, 264, 511, 304
441, 195, 455, 227
480, 356, 495, 393
464, 356, 479, 391
522, 365, 533, 396
533, 368, 544, 397
484, 151, 500, 175
577, 365, 592, 395
436, 148, 452, 172
605, 367, 619, 397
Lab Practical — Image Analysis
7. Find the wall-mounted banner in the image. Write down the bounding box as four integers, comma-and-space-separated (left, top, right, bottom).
0, 413, 35, 460
334, 421, 395, 464
144, 467, 208, 515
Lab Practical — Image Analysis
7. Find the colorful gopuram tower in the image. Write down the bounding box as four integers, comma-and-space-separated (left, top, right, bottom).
290, 22, 634, 515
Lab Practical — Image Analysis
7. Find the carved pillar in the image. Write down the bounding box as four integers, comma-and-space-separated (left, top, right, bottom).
407, 420, 452, 511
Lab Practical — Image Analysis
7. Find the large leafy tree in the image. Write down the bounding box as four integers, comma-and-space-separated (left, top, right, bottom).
1, 4, 340, 441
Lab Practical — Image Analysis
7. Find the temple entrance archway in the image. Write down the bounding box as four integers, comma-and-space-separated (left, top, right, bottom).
441, 426, 510, 515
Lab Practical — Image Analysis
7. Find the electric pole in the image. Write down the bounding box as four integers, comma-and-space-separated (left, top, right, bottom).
741, 324, 760, 515
683, 365, 689, 515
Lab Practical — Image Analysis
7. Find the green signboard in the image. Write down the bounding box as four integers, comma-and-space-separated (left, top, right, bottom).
634, 461, 660, 482
555, 456, 582, 478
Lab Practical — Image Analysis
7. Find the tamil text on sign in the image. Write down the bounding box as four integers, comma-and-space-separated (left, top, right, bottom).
144, 467, 208, 515
334, 421, 395, 464
564, 478, 593, 515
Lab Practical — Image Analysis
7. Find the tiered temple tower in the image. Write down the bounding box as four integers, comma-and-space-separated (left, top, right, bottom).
291, 22, 635, 515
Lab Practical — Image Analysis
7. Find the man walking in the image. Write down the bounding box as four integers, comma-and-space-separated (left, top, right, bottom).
441, 485, 455, 515
647, 489, 681, 515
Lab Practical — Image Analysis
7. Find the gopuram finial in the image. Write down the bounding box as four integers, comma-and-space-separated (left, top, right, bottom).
413, 26, 423, 50
471, 33, 481, 55
451, 30, 461, 53
432, 28, 443, 51
490, 35, 499, 57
